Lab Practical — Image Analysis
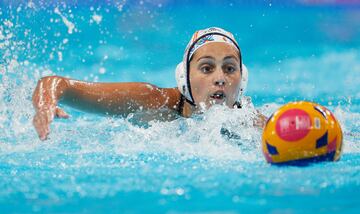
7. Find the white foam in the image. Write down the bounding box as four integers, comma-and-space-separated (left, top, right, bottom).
3, 20, 14, 28
116, 0, 127, 12
57, 51, 63, 61
106, 104, 262, 162
99, 67, 106, 74
92, 13, 102, 24
27, 0, 36, 9
54, 7, 75, 34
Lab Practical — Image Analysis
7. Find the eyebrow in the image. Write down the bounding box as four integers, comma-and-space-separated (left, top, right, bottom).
197, 55, 239, 62
197, 56, 215, 62
223, 55, 239, 62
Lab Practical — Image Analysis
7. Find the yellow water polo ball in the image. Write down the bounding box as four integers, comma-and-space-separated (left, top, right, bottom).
262, 101, 343, 165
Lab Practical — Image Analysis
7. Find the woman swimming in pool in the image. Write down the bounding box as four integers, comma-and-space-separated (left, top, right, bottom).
32, 27, 267, 140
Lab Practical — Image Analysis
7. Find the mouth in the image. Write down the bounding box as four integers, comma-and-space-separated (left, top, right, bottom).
210, 90, 226, 101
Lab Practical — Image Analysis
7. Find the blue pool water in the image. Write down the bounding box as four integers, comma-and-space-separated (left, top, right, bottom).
1, 1, 360, 213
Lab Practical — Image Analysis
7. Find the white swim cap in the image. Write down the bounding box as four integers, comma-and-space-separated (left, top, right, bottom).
175, 27, 248, 106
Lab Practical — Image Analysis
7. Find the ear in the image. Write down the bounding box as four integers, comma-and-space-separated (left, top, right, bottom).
175, 62, 186, 94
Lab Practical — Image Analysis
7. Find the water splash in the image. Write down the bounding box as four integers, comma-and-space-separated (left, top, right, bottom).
0, 2, 359, 212
53, 7, 76, 34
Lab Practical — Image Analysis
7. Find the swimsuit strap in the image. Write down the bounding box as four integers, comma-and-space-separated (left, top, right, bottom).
177, 94, 185, 116
234, 101, 242, 109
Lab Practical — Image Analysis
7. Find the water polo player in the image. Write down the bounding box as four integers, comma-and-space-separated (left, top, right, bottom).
32, 27, 267, 140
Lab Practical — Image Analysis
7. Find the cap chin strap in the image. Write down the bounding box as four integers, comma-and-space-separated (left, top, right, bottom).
175, 62, 249, 107
237, 64, 248, 101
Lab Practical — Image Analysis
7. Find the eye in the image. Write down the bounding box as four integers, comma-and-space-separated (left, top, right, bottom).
224, 65, 237, 73
200, 65, 213, 74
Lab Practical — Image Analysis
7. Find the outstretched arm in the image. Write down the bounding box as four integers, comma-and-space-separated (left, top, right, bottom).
32, 76, 180, 140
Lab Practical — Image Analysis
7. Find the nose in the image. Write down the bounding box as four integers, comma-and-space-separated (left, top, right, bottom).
213, 69, 226, 86
215, 79, 225, 86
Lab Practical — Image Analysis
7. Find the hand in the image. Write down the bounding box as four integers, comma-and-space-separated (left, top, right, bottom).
254, 112, 267, 129
33, 106, 69, 140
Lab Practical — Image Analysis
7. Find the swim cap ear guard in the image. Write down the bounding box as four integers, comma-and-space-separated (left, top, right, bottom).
175, 62, 249, 107
175, 27, 248, 107
237, 63, 248, 103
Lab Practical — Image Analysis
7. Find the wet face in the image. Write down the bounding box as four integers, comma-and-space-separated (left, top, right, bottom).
189, 42, 241, 110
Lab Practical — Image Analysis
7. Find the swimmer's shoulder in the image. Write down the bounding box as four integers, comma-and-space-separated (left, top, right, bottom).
160, 87, 185, 116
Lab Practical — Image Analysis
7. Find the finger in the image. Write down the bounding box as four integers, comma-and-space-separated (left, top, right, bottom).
41, 128, 50, 141
39, 132, 48, 141
55, 107, 69, 119
33, 116, 48, 140
33, 112, 51, 141
39, 122, 50, 141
